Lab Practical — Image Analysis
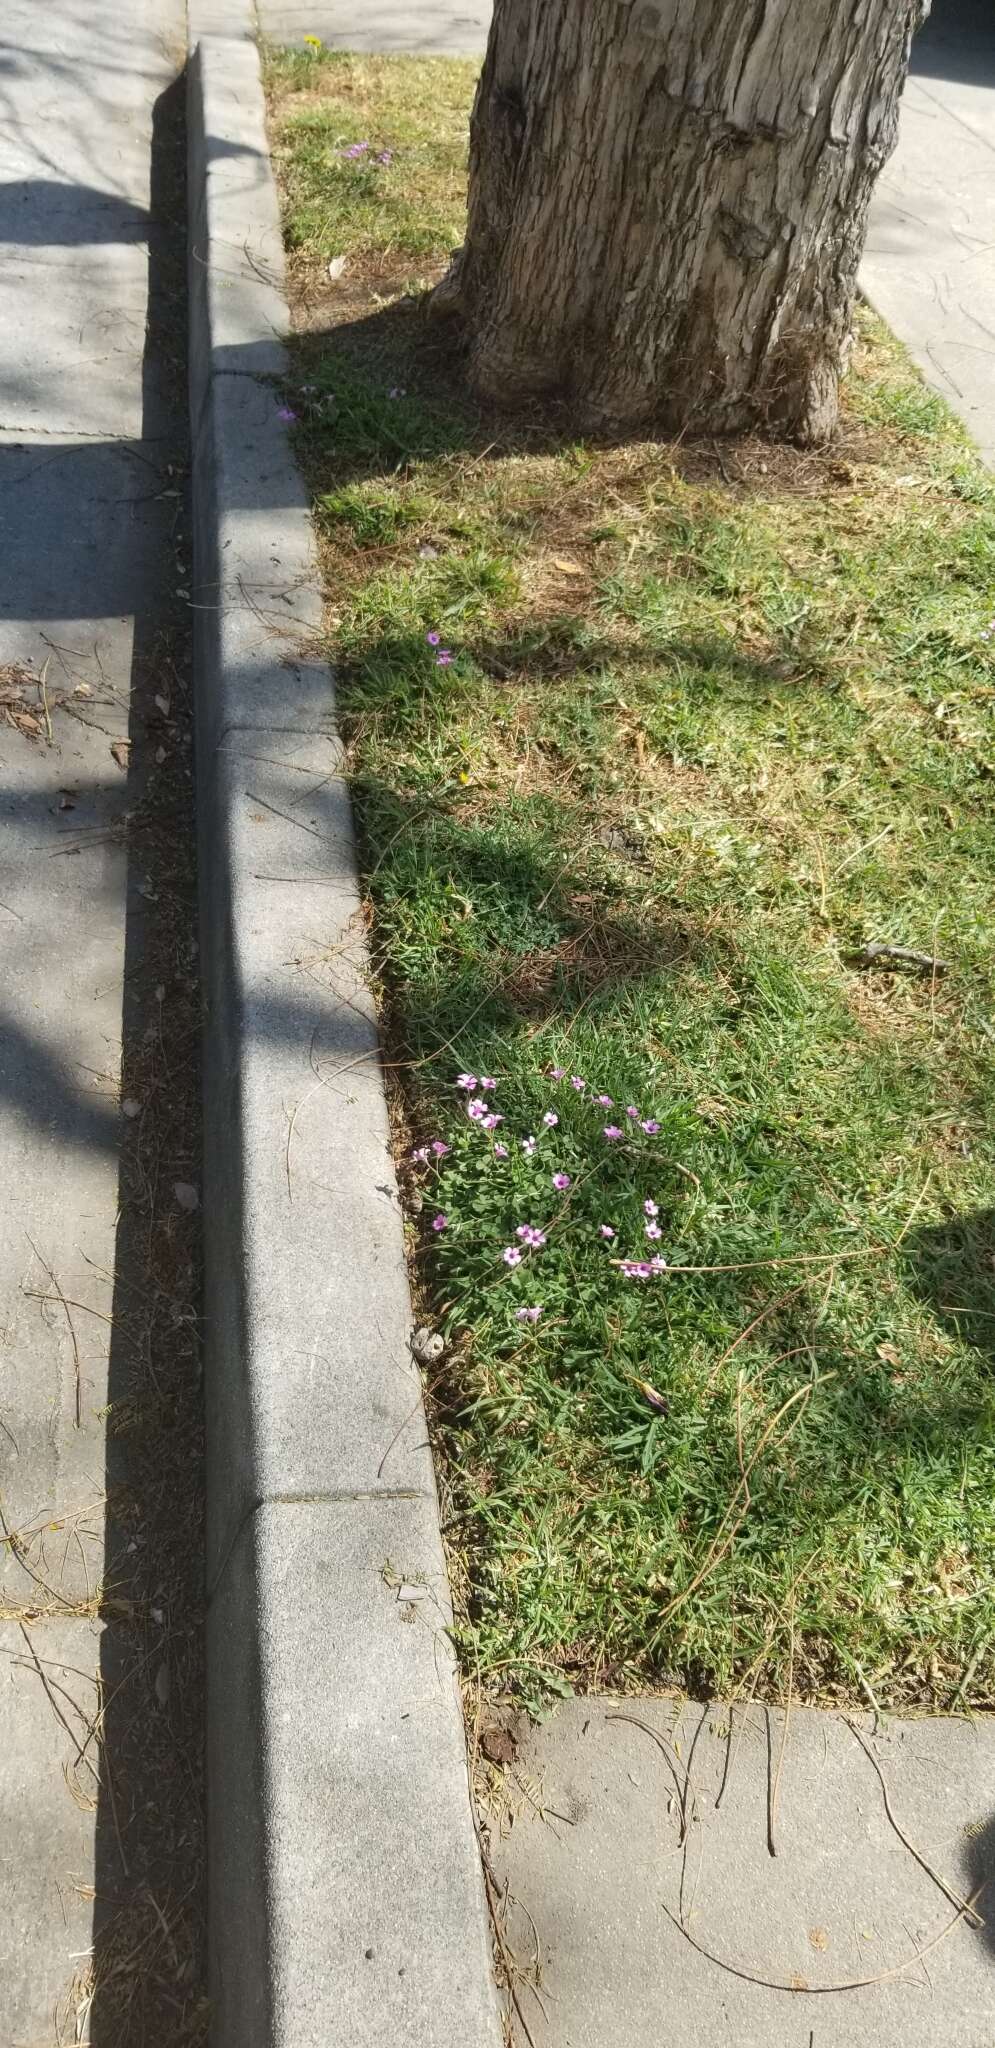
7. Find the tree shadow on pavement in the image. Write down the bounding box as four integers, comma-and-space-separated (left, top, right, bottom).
87, 70, 207, 2048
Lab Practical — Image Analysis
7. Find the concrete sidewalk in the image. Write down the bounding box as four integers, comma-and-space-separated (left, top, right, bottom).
255, 0, 489, 52
0, 2, 192, 2039
487, 1700, 995, 2048
862, 0, 995, 466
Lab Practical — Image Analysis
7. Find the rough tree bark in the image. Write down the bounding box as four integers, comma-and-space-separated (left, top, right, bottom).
439, 0, 928, 442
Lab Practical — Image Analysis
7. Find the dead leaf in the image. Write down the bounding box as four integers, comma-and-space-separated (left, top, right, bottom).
154, 1661, 170, 1707
875, 1343, 900, 1367
635, 1378, 669, 1416
552, 556, 584, 576
154, 692, 171, 716
110, 739, 130, 770
327, 255, 348, 281
480, 1724, 519, 1767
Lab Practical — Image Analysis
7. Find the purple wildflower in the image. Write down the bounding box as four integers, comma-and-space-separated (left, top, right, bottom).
650, 1256, 668, 1273
467, 1098, 487, 1121
599, 1224, 617, 1240
552, 1172, 571, 1192
645, 1221, 663, 1241
543, 1111, 558, 1128
378, 149, 394, 166
551, 1067, 567, 1081
596, 1094, 614, 1107
456, 1073, 477, 1090
502, 1246, 522, 1267
641, 1119, 661, 1135
427, 632, 442, 647
603, 1125, 623, 1141
482, 1113, 503, 1131
432, 1213, 448, 1233
516, 1306, 544, 1323
621, 1260, 653, 1281
644, 1200, 659, 1217
626, 1106, 640, 1120
521, 1136, 536, 1156
277, 406, 297, 423
387, 385, 406, 399
571, 1076, 586, 1091
481, 1077, 497, 1091
494, 1142, 509, 1159
431, 1140, 450, 1158
411, 1146, 429, 1164
436, 650, 454, 667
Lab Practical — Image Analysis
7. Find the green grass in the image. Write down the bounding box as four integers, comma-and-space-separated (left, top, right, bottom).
265, 45, 474, 268
267, 52, 995, 1714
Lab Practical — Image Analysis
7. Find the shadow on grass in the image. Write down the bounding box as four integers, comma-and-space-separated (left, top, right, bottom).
286, 294, 884, 500
906, 1209, 995, 1372
256, 284, 995, 1712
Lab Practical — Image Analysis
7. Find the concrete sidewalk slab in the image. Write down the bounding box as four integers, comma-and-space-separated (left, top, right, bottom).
860, 0, 995, 464
489, 1697, 995, 2048
0, 1618, 107, 2044
0, 2, 186, 2035
254, 1, 491, 54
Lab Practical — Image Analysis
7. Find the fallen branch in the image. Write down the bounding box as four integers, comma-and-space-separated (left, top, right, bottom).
844, 1717, 984, 1929
25, 1237, 81, 1427
858, 942, 949, 975
656, 1375, 834, 1627
660, 1885, 985, 1994
767, 1604, 795, 1858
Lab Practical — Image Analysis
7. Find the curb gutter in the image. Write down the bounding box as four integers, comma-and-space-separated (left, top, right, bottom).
187, 12, 501, 2042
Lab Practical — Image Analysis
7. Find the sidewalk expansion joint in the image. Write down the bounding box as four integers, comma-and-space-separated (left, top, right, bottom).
206, 1488, 433, 1605
0, 422, 171, 444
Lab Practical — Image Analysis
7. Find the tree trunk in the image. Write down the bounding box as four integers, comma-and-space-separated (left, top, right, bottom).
447, 0, 928, 442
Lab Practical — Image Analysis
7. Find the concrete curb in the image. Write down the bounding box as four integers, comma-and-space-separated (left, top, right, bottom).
187, 17, 501, 2043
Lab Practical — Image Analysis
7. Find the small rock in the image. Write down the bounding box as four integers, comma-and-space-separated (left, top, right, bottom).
173, 1181, 199, 1212
154, 1661, 170, 1707
122, 1097, 141, 1119
410, 1326, 444, 1366
154, 693, 170, 716
327, 255, 348, 281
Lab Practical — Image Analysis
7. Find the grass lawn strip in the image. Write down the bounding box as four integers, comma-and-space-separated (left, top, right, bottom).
265, 45, 995, 1714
